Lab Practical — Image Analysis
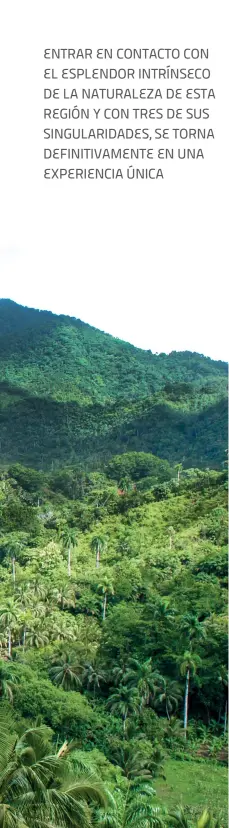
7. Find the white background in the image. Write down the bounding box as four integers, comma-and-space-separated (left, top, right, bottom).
0, 0, 228, 359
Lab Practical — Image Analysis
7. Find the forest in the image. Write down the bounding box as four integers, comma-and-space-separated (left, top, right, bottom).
0, 300, 228, 828
0, 299, 227, 469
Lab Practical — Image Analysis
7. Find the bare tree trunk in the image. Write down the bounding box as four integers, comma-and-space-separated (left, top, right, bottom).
8, 627, 12, 658
184, 668, 190, 738
166, 700, 170, 720
23, 627, 26, 652
102, 593, 107, 621
96, 549, 100, 568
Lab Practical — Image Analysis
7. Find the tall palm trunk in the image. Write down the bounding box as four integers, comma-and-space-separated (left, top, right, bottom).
8, 627, 12, 658
102, 593, 107, 621
12, 557, 16, 586
166, 700, 170, 720
96, 549, 100, 568
184, 667, 190, 737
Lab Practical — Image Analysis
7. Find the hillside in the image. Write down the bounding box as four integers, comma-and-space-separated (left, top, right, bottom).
0, 298, 228, 825
0, 462, 228, 823
0, 299, 227, 469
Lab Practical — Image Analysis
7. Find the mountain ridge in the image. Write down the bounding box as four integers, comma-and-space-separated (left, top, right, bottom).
0, 298, 227, 469
0, 297, 227, 366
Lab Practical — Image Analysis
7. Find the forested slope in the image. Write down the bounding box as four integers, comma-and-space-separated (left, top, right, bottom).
0, 462, 228, 822
0, 299, 227, 469
0, 463, 227, 728
0, 297, 228, 825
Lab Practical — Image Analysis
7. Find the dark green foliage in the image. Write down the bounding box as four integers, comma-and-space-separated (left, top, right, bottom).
0, 300, 227, 469
7, 464, 45, 492
106, 453, 173, 484
0, 496, 41, 533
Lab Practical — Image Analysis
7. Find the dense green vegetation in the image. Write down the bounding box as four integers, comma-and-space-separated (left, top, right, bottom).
0, 460, 228, 824
0, 300, 227, 468
0, 300, 227, 826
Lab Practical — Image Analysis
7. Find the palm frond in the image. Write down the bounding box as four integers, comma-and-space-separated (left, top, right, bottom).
59, 779, 110, 808
168, 808, 190, 828
0, 804, 29, 828
0, 728, 17, 775
47, 790, 91, 828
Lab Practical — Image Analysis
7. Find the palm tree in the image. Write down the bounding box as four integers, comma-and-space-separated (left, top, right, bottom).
0, 660, 18, 703
124, 658, 163, 709
181, 614, 206, 648
49, 615, 76, 643
0, 630, 7, 656
163, 716, 184, 750
3, 540, 24, 588
27, 578, 48, 602
0, 599, 19, 657
60, 528, 78, 577
178, 650, 202, 737
111, 741, 164, 782
154, 679, 182, 720
111, 662, 130, 687
97, 578, 114, 620
96, 777, 163, 828
17, 609, 33, 652
25, 623, 50, 649
107, 685, 140, 733
174, 463, 183, 484
82, 663, 106, 696
90, 536, 107, 569
152, 598, 176, 625
31, 601, 50, 621
0, 719, 111, 828
15, 583, 32, 608
169, 806, 221, 828
178, 614, 205, 737
49, 653, 82, 691
53, 583, 76, 610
